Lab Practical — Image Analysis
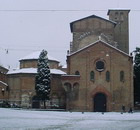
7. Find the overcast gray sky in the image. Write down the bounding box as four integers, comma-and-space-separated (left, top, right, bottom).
0, 0, 139, 69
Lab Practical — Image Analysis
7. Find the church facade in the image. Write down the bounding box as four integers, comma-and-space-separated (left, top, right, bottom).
61, 9, 133, 112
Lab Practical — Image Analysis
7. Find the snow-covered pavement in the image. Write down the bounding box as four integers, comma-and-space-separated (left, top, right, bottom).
0, 108, 140, 130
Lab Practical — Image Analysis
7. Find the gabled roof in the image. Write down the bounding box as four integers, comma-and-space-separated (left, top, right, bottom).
19, 51, 60, 63
68, 40, 131, 58
70, 14, 116, 32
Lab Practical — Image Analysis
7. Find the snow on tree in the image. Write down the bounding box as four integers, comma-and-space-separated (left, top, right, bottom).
133, 47, 140, 105
35, 50, 51, 107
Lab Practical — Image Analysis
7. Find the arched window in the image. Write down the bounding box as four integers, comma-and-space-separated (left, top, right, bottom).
106, 71, 110, 82
90, 71, 95, 81
120, 71, 124, 82
75, 71, 80, 75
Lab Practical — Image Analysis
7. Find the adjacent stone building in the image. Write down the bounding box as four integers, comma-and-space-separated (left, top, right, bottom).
0, 66, 9, 103
7, 52, 66, 108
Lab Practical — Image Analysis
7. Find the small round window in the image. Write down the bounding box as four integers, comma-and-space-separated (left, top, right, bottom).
96, 60, 105, 72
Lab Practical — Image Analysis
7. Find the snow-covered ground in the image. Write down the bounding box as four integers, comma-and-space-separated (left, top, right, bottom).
0, 108, 140, 130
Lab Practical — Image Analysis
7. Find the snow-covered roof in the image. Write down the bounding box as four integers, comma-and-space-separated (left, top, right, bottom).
7, 68, 37, 74
0, 65, 8, 71
51, 69, 66, 75
7, 68, 66, 75
0, 81, 8, 86
62, 75, 80, 77
68, 39, 131, 58
19, 51, 60, 62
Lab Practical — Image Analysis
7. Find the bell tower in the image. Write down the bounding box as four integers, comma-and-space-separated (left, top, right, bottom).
107, 9, 130, 54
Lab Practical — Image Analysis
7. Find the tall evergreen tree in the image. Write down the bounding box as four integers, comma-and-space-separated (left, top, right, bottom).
134, 47, 140, 105
35, 50, 51, 108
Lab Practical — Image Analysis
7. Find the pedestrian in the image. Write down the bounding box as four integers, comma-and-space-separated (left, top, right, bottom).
122, 105, 125, 113
128, 107, 133, 113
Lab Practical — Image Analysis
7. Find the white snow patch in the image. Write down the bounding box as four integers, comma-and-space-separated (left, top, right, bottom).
7, 68, 66, 75
0, 108, 140, 130
19, 51, 60, 62
51, 69, 66, 75
7, 68, 37, 74
62, 64, 67, 68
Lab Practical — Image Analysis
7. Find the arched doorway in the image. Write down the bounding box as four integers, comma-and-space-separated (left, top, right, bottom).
94, 93, 107, 112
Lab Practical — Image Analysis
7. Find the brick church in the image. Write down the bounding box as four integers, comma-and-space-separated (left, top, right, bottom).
62, 9, 133, 112
0, 9, 133, 112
